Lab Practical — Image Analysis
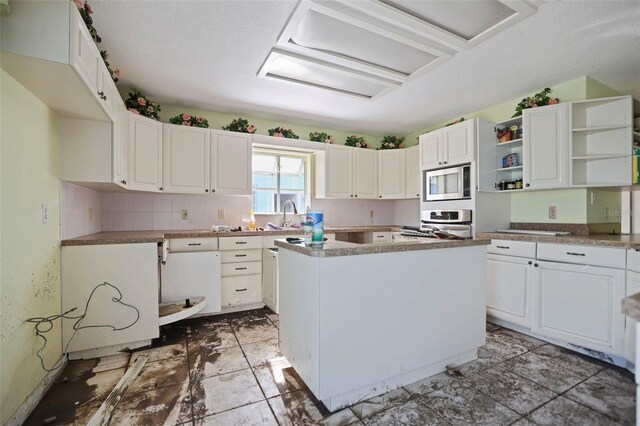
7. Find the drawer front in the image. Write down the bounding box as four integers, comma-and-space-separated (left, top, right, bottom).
221, 275, 262, 307
372, 232, 391, 243
219, 236, 262, 251
627, 248, 640, 273
262, 235, 303, 248
221, 261, 262, 277
487, 239, 536, 258
221, 249, 262, 263
169, 237, 218, 252
537, 243, 625, 268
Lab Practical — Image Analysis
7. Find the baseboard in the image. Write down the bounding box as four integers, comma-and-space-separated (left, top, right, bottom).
5, 355, 67, 426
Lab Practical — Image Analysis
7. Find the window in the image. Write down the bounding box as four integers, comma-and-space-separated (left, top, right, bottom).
252, 151, 307, 214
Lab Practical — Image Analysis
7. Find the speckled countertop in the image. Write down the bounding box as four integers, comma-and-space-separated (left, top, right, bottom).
60, 226, 405, 246
476, 232, 640, 249
274, 238, 490, 257
622, 292, 640, 322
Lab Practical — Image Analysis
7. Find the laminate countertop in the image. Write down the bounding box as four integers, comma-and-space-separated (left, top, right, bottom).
60, 226, 406, 246
274, 237, 490, 257
476, 232, 640, 249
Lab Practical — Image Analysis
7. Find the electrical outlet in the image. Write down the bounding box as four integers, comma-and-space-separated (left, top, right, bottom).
182, 209, 190, 220
88, 207, 93, 221
218, 209, 224, 220
370, 210, 374, 219
548, 206, 558, 220
590, 192, 596, 205
41, 204, 48, 224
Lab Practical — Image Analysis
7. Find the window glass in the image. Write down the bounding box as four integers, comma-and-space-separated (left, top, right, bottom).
252, 152, 306, 214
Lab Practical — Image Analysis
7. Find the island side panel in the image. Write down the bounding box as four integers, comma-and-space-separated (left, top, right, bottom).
317, 245, 487, 404
278, 249, 321, 395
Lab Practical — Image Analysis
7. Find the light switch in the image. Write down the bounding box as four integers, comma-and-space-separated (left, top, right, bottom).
548, 206, 557, 220
218, 209, 225, 220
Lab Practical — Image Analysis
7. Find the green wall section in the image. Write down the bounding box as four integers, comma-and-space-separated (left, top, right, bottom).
1, 69, 62, 424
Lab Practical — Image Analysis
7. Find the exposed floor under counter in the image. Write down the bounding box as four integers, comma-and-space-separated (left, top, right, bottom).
24, 309, 634, 425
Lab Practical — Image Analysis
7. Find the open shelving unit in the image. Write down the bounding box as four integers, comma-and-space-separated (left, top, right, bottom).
570, 96, 633, 186
494, 116, 524, 191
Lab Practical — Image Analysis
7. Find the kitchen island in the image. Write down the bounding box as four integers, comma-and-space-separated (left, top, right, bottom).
274, 238, 490, 411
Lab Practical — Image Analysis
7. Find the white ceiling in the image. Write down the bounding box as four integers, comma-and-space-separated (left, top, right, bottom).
92, 0, 640, 135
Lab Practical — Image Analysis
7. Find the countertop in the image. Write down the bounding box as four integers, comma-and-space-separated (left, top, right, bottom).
274, 237, 490, 257
476, 232, 640, 249
60, 226, 405, 246
622, 292, 640, 322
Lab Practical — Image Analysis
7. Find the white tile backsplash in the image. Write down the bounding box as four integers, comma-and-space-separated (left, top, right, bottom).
100, 192, 421, 232
60, 182, 103, 239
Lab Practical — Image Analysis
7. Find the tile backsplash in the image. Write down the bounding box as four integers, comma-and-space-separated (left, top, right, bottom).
60, 182, 102, 239
101, 193, 419, 232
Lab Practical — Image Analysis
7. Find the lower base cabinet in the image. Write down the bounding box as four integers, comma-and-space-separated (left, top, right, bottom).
625, 269, 640, 361
532, 260, 625, 356
221, 275, 262, 307
486, 254, 534, 327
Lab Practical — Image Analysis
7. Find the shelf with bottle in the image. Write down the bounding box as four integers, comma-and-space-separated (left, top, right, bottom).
494, 116, 523, 145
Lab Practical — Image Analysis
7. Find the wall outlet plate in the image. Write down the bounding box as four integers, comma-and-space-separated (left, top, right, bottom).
218, 209, 224, 220
548, 206, 558, 220
182, 209, 190, 220
41, 204, 48, 224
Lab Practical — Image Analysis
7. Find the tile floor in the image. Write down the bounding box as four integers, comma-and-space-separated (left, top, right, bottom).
26, 308, 635, 425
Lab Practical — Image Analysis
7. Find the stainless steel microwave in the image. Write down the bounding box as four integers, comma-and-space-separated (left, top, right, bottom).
424, 164, 471, 201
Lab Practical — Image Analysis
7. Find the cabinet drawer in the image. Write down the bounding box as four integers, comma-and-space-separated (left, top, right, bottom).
372, 232, 391, 243
627, 248, 640, 273
219, 236, 262, 250
169, 238, 218, 252
221, 249, 262, 263
221, 275, 262, 307
221, 261, 262, 277
537, 243, 625, 269
487, 239, 536, 258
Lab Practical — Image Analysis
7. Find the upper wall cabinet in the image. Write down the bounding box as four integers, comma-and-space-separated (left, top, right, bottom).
378, 150, 406, 199
523, 103, 569, 189
128, 113, 163, 192
315, 145, 353, 199
353, 148, 378, 199
1, 1, 118, 122
211, 130, 252, 195
163, 124, 211, 194
405, 145, 420, 198
420, 119, 476, 170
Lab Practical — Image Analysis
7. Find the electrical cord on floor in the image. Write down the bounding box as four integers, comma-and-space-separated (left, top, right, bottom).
25, 282, 140, 372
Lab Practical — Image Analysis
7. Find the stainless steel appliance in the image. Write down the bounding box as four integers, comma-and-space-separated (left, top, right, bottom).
419, 209, 472, 239
424, 164, 471, 201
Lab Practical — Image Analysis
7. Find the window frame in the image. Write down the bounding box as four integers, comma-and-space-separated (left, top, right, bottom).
252, 149, 311, 214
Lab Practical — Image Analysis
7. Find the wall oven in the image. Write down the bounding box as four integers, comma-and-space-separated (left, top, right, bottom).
424, 164, 471, 202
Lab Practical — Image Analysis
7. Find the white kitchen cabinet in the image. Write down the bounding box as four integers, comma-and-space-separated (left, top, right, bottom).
419, 120, 475, 170
363, 232, 391, 243
61, 243, 159, 355
219, 236, 263, 311
211, 130, 252, 195
353, 148, 377, 199
315, 145, 353, 199
113, 100, 129, 187
263, 248, 279, 313
522, 103, 569, 189
625, 269, 640, 362
532, 260, 625, 355
128, 112, 163, 192
378, 149, 406, 199
487, 254, 535, 327
71, 9, 100, 94
405, 145, 420, 199
163, 124, 210, 194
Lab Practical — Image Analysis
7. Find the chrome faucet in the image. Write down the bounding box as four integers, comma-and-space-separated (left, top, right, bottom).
282, 200, 298, 228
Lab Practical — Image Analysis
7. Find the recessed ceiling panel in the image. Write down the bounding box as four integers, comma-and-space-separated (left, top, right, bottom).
258, 50, 397, 99
380, 0, 516, 41
291, 9, 439, 76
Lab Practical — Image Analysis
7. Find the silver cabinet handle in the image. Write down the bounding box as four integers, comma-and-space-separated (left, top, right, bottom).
566, 252, 586, 256
235, 267, 247, 271
235, 241, 247, 245
188, 243, 202, 246
236, 288, 247, 292
235, 254, 247, 257
496, 246, 510, 249
376, 235, 385, 238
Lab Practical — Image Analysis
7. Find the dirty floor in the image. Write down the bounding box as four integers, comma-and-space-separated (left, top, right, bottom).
26, 309, 635, 425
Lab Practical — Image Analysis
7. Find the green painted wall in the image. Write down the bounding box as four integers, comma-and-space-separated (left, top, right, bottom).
1, 69, 62, 423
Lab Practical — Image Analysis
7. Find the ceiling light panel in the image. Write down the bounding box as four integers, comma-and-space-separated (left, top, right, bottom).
258, 50, 398, 99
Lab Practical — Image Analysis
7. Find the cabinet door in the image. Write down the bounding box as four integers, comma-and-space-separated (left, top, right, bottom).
211, 130, 252, 195
625, 270, 640, 362
486, 254, 534, 327
378, 149, 406, 199
163, 124, 210, 194
444, 120, 475, 166
325, 145, 353, 198
262, 249, 278, 314
128, 113, 163, 192
96, 62, 116, 120
70, 9, 99, 93
353, 148, 377, 199
523, 104, 569, 189
419, 130, 443, 170
405, 145, 420, 198
533, 260, 625, 355
113, 100, 128, 187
